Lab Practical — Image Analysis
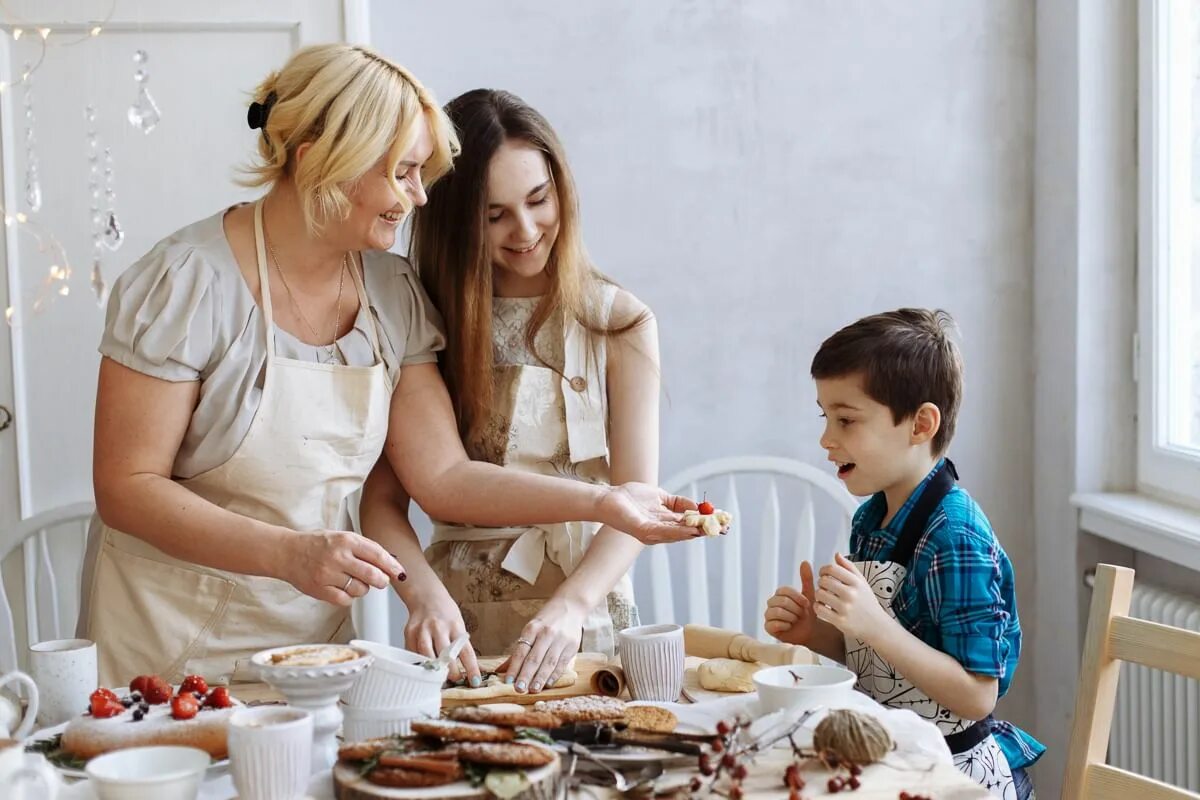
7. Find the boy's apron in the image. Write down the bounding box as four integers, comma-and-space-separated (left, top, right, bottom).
426, 287, 635, 657
843, 460, 1019, 799
78, 200, 392, 687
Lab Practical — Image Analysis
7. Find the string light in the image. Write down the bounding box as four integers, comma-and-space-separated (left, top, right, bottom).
0, 1, 118, 323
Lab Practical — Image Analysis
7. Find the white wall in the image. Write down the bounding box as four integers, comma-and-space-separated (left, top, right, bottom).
372, 0, 1038, 740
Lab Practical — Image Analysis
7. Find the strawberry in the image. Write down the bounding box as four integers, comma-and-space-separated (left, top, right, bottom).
92, 687, 119, 703
203, 686, 233, 709
171, 692, 200, 720
698, 500, 715, 515
142, 676, 172, 705
179, 675, 208, 696
89, 691, 124, 719
128, 675, 152, 696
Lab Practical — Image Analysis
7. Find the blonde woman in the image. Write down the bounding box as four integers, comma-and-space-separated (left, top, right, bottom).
80, 47, 697, 687
365, 89, 663, 694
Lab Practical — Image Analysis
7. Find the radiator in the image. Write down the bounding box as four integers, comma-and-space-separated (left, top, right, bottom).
1107, 580, 1200, 791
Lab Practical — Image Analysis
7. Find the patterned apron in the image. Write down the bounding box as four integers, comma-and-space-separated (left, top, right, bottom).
79, 200, 392, 686
843, 460, 1019, 799
425, 287, 636, 657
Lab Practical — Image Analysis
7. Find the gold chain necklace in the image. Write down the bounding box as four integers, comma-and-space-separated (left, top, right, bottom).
266, 236, 348, 364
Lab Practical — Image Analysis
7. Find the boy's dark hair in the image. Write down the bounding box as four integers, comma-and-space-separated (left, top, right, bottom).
810, 308, 963, 455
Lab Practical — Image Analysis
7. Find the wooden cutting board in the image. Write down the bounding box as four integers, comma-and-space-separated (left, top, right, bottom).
332, 757, 562, 799
440, 653, 624, 708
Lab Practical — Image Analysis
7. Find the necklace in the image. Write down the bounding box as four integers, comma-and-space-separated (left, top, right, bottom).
266, 236, 348, 364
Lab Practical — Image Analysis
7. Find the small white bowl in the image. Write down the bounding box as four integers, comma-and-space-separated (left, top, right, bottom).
85, 745, 210, 800
341, 639, 446, 708
753, 664, 857, 714
340, 698, 440, 741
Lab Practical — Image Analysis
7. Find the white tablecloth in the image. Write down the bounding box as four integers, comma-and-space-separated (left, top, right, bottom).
55, 690, 988, 800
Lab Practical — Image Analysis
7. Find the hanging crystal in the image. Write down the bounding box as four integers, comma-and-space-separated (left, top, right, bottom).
22, 63, 40, 212
127, 50, 161, 133
90, 259, 108, 306
101, 211, 124, 250
100, 148, 123, 250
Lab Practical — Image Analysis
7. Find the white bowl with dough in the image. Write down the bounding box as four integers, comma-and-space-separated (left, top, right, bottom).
341, 639, 446, 709
85, 745, 209, 800
753, 664, 856, 714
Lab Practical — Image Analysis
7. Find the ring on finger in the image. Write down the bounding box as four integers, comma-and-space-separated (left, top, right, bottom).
342, 576, 354, 593
516, 638, 534, 648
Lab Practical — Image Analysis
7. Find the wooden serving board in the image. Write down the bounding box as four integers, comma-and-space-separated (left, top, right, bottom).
332, 757, 562, 800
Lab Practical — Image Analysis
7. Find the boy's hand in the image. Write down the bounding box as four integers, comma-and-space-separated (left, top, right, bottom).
764, 561, 819, 645
814, 553, 895, 643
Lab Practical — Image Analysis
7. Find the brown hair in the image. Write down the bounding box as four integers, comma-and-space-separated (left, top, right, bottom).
810, 308, 963, 454
411, 88, 647, 437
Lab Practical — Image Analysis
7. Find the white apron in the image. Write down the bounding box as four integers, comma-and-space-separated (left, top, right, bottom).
79, 200, 392, 687
843, 461, 1020, 799
425, 286, 635, 657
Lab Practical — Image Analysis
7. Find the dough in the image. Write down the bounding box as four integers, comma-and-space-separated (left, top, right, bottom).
441, 667, 578, 703
697, 658, 763, 693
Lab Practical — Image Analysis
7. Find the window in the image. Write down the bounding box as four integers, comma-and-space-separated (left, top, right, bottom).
1138, 0, 1200, 506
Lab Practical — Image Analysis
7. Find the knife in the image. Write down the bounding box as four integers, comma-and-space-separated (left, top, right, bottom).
548, 722, 703, 756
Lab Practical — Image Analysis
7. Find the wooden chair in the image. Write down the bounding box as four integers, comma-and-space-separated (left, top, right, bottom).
634, 456, 857, 636
0, 502, 95, 672
1063, 564, 1200, 799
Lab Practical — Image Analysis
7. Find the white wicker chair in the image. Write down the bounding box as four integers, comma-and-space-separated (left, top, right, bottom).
0, 502, 95, 672
634, 456, 858, 637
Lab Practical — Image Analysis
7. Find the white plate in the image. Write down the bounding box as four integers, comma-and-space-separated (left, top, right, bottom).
27, 722, 230, 779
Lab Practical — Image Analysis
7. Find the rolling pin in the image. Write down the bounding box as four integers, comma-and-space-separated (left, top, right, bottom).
683, 624, 817, 666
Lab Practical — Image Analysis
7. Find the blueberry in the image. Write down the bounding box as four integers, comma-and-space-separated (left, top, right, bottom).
193, 691, 204, 701
132, 709, 144, 722
120, 697, 133, 708
130, 692, 141, 701
138, 702, 149, 713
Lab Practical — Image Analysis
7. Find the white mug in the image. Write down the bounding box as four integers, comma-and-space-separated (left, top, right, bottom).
618, 623, 685, 702
0, 672, 38, 739
28, 639, 97, 728
229, 706, 313, 800
0, 743, 60, 800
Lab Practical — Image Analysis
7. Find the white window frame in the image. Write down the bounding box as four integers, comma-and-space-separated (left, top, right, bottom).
1137, 0, 1200, 508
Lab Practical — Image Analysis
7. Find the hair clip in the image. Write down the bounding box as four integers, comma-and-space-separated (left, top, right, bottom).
247, 90, 278, 130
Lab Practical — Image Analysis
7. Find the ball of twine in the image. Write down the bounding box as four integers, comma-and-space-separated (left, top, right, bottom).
812, 709, 895, 764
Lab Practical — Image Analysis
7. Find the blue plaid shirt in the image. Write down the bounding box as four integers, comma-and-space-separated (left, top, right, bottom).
849, 460, 1045, 769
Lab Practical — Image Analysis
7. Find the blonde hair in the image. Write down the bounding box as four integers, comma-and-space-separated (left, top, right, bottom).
412, 89, 648, 438
240, 43, 458, 235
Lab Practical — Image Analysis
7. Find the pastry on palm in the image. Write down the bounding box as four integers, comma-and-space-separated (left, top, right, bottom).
682, 497, 733, 536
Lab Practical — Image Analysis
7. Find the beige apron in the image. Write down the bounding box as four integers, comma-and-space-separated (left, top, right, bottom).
425, 287, 636, 657
79, 201, 392, 687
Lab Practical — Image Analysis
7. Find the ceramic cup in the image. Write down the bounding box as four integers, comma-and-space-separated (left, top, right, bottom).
0, 671, 38, 739
229, 706, 313, 800
618, 623, 685, 702
28, 639, 96, 728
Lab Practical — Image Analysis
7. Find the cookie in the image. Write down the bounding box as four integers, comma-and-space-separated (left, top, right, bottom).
456, 742, 557, 767
337, 736, 410, 762
368, 765, 463, 788
411, 719, 515, 743
532, 695, 626, 722
623, 705, 678, 733
446, 706, 562, 729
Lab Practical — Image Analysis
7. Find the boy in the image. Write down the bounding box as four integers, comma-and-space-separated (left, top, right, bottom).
764, 309, 1043, 799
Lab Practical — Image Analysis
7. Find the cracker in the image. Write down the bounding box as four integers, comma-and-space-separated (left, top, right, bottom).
532, 695, 626, 723
623, 705, 678, 733
368, 765, 462, 788
456, 742, 556, 767
411, 719, 515, 743
446, 706, 561, 729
